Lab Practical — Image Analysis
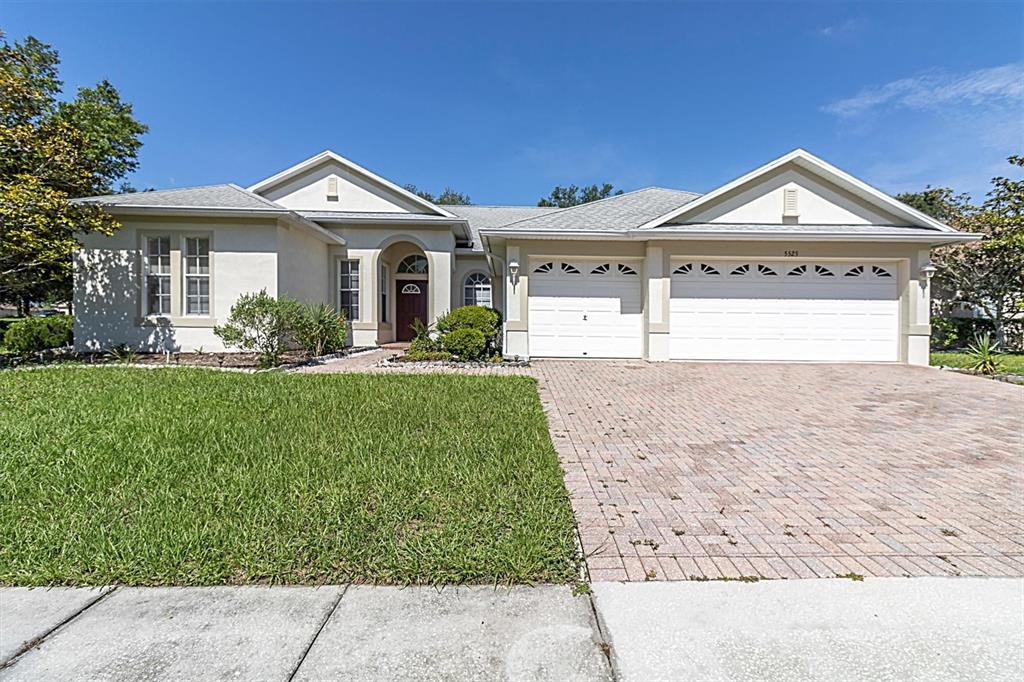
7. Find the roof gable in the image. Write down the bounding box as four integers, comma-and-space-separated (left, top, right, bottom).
640, 149, 956, 232
248, 150, 456, 218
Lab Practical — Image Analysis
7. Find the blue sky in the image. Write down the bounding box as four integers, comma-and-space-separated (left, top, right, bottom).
5, 1, 1022, 203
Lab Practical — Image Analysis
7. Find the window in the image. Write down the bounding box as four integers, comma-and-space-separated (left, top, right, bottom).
533, 262, 553, 274
590, 263, 611, 275
730, 264, 750, 276
757, 264, 778, 276
699, 263, 720, 275
464, 272, 492, 307
145, 236, 171, 315
872, 266, 892, 278
380, 263, 389, 322
338, 260, 360, 321
814, 265, 835, 277
401, 283, 421, 294
183, 237, 210, 315
787, 265, 807, 277
845, 266, 864, 277
560, 262, 580, 274
397, 255, 428, 274
617, 263, 638, 276
672, 263, 693, 275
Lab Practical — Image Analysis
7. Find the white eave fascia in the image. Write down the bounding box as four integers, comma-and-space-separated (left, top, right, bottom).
478, 228, 982, 245
96, 205, 346, 246
637, 149, 958, 233
245, 150, 458, 219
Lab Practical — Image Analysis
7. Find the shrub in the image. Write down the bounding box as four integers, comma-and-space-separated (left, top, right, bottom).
294, 303, 348, 357
931, 316, 995, 350
2, 315, 73, 354
437, 305, 500, 341
436, 305, 501, 357
214, 290, 300, 368
403, 350, 452, 362
965, 333, 1004, 375
408, 335, 439, 354
441, 327, 487, 360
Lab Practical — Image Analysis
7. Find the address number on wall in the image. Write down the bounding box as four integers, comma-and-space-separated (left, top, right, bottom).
783, 250, 799, 257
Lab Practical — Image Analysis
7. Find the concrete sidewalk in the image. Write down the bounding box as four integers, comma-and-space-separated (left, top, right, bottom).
1, 579, 1021, 681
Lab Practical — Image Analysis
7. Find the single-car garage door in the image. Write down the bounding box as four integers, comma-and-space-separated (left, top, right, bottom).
670, 260, 899, 362
529, 260, 643, 358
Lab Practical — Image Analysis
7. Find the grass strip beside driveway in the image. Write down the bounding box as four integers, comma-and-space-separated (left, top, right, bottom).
0, 368, 578, 586
931, 351, 1024, 374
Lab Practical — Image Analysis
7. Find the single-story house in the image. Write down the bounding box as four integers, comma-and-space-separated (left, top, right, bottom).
74, 148, 977, 364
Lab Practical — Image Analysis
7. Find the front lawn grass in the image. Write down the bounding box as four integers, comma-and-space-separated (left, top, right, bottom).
930, 351, 1024, 374
0, 368, 578, 586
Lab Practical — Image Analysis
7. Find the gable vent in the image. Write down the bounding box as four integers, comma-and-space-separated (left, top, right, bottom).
326, 176, 339, 200
783, 187, 799, 218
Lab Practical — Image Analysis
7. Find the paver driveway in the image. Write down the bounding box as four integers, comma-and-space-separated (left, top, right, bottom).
531, 361, 1024, 582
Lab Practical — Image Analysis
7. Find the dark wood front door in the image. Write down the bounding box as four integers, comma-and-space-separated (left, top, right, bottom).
396, 280, 428, 341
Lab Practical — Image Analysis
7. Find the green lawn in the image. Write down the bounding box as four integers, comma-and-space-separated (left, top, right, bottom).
931, 351, 1024, 374
0, 368, 578, 586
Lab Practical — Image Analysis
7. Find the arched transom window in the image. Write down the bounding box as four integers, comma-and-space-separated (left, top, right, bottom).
464, 272, 492, 307
397, 255, 428, 275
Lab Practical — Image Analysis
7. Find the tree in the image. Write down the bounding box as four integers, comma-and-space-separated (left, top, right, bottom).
0, 32, 147, 312
402, 184, 471, 205
900, 156, 1024, 346
537, 183, 623, 208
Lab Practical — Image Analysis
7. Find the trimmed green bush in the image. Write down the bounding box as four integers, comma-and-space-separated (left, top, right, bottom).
442, 327, 487, 360
437, 306, 499, 341
931, 316, 995, 350
3, 315, 73, 354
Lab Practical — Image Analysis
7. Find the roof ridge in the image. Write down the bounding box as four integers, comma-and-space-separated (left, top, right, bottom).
494, 186, 659, 229
227, 183, 286, 209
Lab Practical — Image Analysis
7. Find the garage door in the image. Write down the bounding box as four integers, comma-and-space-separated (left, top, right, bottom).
529, 260, 643, 358
670, 261, 899, 362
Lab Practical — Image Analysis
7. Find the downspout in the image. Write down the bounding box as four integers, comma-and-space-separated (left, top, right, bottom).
481, 234, 509, 355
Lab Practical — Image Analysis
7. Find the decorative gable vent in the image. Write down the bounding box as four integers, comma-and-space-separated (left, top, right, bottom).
326, 176, 339, 201
783, 187, 799, 218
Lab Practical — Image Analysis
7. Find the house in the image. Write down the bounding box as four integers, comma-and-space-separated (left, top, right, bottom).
73, 149, 977, 364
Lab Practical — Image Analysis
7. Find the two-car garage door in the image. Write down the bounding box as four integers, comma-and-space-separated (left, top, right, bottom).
669, 260, 899, 362
527, 258, 899, 362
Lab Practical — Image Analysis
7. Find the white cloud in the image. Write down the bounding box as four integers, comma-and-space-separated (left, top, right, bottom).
823, 63, 1024, 117
818, 18, 865, 38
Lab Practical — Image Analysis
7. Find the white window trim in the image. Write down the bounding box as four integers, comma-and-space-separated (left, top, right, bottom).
337, 258, 360, 322
182, 235, 212, 317
143, 234, 172, 318
463, 272, 492, 307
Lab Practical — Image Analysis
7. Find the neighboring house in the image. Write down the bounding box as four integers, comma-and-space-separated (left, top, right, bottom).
74, 149, 977, 364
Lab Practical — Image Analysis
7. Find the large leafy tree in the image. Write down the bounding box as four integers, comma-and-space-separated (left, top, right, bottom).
402, 184, 471, 205
0, 32, 147, 312
537, 183, 623, 208
897, 156, 1024, 345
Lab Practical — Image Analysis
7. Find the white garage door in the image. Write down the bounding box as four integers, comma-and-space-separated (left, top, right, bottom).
670, 261, 899, 362
529, 260, 643, 358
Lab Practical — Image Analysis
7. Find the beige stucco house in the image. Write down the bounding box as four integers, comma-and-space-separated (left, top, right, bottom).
74, 149, 977, 364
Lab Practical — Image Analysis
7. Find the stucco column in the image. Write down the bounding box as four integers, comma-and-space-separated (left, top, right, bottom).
503, 244, 529, 359
425, 249, 451, 323
645, 244, 670, 361
906, 249, 932, 366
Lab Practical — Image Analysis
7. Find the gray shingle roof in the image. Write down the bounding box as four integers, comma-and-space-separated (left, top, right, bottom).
76, 184, 285, 211
488, 188, 702, 233
651, 223, 945, 235
442, 205, 560, 250
298, 211, 456, 223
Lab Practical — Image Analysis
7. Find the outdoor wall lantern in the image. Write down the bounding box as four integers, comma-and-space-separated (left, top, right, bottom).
919, 262, 938, 282
508, 260, 520, 282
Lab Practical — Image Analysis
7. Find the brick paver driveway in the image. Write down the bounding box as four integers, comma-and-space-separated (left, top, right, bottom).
532, 361, 1023, 581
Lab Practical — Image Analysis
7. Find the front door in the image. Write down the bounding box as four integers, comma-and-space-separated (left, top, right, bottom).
396, 280, 428, 341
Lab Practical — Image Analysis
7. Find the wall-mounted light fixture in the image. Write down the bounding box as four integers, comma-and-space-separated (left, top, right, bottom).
919, 262, 938, 281
508, 260, 520, 282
